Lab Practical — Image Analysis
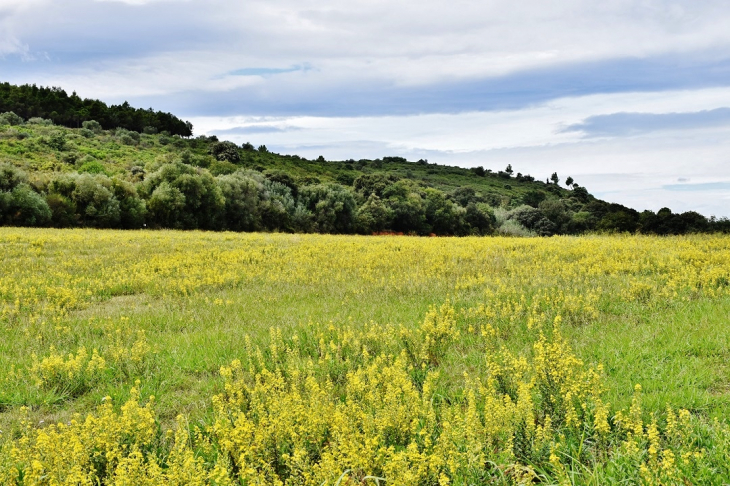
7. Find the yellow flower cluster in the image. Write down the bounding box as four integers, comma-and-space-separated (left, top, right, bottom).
2, 303, 717, 485
3, 230, 730, 323
29, 346, 106, 390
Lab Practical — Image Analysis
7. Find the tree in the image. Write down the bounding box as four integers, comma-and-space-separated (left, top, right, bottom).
550, 172, 560, 185
142, 162, 225, 229
210, 141, 241, 163
565, 176, 574, 188
356, 194, 392, 234
505, 164, 514, 176
216, 172, 265, 231
298, 184, 357, 234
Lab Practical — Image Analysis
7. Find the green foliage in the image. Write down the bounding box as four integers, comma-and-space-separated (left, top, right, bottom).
210, 141, 240, 163
0, 96, 723, 237
82, 120, 102, 133
0, 111, 23, 126
49, 174, 121, 228
299, 183, 357, 233
0, 82, 192, 135
465, 202, 496, 235
0, 162, 26, 192
216, 172, 265, 231
78, 160, 108, 175
46, 131, 67, 151
356, 193, 393, 234
354, 173, 401, 198
0, 183, 52, 226
424, 187, 466, 235
143, 162, 224, 229
382, 180, 427, 234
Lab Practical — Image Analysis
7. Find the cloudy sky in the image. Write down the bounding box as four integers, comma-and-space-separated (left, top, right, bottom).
2, 0, 730, 216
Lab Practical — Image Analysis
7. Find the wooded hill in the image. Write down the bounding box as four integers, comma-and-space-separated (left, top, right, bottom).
0, 108, 724, 236
0, 83, 192, 136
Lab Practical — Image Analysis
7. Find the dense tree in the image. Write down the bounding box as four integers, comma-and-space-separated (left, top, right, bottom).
142, 162, 225, 229
0, 83, 192, 135
353, 173, 401, 199
356, 193, 392, 234
299, 184, 357, 234
48, 174, 121, 228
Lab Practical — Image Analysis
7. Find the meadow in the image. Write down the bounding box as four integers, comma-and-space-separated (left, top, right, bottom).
2, 229, 730, 484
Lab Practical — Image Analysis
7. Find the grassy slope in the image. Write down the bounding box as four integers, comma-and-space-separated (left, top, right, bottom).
0, 123, 570, 205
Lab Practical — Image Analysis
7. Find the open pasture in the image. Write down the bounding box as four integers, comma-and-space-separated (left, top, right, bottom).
2, 229, 730, 484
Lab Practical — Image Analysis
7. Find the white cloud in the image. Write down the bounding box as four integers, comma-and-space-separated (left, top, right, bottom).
4, 0, 730, 216
189, 86, 730, 216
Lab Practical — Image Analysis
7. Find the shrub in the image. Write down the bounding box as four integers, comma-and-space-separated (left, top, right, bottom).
210, 141, 241, 163
0, 111, 23, 126
299, 183, 357, 234
79, 128, 95, 138
143, 162, 224, 229
356, 193, 393, 234
46, 132, 67, 151
0, 162, 27, 192
48, 173, 121, 228
27, 117, 53, 126
0, 183, 52, 226
78, 160, 108, 175
216, 172, 265, 231
82, 120, 103, 133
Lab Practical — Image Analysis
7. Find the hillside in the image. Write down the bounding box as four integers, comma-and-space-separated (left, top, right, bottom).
0, 109, 724, 235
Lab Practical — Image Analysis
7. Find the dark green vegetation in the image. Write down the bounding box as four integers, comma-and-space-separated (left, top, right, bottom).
0, 83, 192, 136
1, 107, 725, 236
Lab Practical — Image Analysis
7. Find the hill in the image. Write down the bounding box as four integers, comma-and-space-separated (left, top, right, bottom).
0, 83, 192, 136
0, 106, 725, 235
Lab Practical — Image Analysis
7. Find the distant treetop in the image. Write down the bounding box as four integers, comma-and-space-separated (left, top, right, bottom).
0, 82, 193, 136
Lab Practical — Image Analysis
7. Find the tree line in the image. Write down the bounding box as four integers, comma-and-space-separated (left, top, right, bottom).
1, 112, 728, 236
0, 83, 192, 136
2, 157, 726, 236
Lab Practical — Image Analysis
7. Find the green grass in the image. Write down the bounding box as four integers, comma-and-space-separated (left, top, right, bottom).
3, 230, 730, 483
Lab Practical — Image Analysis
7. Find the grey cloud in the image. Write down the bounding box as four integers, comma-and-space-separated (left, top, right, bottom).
211, 125, 302, 135
663, 181, 730, 191
563, 107, 730, 137
135, 55, 730, 118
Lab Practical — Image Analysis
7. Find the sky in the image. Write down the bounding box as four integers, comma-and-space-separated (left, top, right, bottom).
2, 0, 730, 216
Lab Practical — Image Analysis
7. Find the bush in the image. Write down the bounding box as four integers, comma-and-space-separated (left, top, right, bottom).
216, 172, 265, 231
0, 163, 27, 192
78, 160, 108, 175
465, 202, 496, 235
82, 120, 103, 133
262, 179, 297, 231
424, 188, 466, 235
27, 117, 53, 126
0, 111, 23, 126
46, 132, 67, 151
210, 141, 241, 163
48, 173, 121, 228
111, 178, 147, 229
143, 162, 224, 229
79, 128, 95, 139
356, 193, 393, 234
46, 193, 78, 227
382, 180, 427, 234
0, 183, 52, 226
299, 183, 357, 234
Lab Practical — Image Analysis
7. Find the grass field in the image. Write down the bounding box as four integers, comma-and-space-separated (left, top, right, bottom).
2, 229, 730, 484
